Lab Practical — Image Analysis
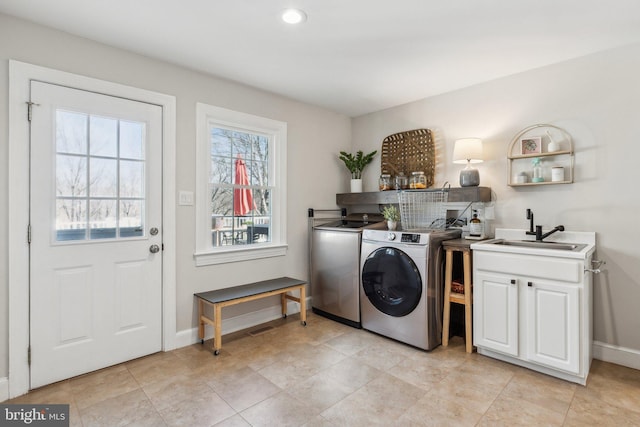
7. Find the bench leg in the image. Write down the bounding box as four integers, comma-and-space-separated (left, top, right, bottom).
198, 299, 205, 344
299, 285, 307, 326
213, 304, 222, 355
281, 293, 287, 318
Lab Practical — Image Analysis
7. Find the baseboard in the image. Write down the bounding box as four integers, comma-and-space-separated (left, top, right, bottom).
0, 377, 8, 403
593, 341, 640, 370
174, 297, 310, 349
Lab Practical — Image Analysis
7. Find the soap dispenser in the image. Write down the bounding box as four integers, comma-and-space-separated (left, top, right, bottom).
531, 157, 544, 183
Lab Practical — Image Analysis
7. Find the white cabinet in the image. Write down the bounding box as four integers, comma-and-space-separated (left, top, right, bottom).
474, 272, 518, 356
526, 280, 580, 374
472, 249, 592, 384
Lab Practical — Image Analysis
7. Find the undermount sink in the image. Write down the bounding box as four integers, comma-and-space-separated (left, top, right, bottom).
489, 239, 587, 251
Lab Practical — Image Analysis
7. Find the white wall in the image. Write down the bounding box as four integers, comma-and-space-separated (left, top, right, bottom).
0, 13, 351, 380
352, 43, 640, 357
2, 12, 639, 387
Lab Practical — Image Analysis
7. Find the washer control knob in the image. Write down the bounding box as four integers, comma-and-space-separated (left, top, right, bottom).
387, 233, 396, 241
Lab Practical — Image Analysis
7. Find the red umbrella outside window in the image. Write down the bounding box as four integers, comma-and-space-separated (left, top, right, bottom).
234, 154, 256, 216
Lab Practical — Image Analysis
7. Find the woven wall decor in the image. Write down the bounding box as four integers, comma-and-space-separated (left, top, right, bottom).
381, 128, 435, 188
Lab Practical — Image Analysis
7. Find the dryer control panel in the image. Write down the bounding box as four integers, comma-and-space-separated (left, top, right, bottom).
401, 233, 422, 243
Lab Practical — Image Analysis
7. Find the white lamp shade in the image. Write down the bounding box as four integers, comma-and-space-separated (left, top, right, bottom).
453, 138, 483, 164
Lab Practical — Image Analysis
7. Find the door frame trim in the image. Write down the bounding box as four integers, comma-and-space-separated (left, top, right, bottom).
8, 60, 177, 398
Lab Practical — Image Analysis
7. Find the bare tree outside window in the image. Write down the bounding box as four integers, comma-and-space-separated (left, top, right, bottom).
210, 127, 271, 246
55, 110, 146, 241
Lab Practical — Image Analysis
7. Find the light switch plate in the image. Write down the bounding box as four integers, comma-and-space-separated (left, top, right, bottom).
178, 191, 194, 206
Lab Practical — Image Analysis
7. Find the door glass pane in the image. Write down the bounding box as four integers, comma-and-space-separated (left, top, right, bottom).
90, 115, 118, 157
89, 199, 117, 239
56, 155, 87, 197
120, 120, 144, 159
55, 110, 147, 242
90, 158, 117, 197
120, 200, 143, 237
120, 160, 144, 198
56, 199, 87, 241
56, 110, 87, 154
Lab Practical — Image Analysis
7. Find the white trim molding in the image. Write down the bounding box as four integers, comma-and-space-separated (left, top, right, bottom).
194, 102, 288, 266
593, 341, 640, 371
8, 60, 177, 399
0, 377, 8, 403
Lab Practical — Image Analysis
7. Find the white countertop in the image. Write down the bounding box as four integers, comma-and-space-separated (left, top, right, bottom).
470, 228, 596, 259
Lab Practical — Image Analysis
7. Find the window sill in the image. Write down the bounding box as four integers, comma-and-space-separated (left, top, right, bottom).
194, 243, 288, 266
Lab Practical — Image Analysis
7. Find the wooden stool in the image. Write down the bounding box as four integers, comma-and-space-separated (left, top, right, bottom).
442, 239, 474, 353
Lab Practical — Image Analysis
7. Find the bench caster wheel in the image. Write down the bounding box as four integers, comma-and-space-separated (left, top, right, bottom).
283, 313, 287, 319
302, 321, 307, 326
200, 339, 204, 344
214, 349, 220, 356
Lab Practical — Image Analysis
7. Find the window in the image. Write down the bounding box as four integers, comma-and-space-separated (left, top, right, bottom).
195, 103, 287, 265
55, 110, 146, 242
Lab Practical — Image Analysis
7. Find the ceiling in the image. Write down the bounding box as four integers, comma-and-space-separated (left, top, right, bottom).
2, 0, 640, 117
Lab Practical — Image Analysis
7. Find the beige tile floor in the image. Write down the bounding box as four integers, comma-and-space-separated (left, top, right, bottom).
7, 311, 640, 426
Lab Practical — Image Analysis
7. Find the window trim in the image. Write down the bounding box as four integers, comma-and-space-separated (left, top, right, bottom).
194, 103, 287, 265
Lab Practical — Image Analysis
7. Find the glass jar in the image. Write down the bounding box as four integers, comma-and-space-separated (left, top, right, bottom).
531, 157, 544, 183
515, 171, 529, 184
551, 166, 564, 182
379, 174, 392, 191
394, 172, 408, 190
409, 171, 427, 189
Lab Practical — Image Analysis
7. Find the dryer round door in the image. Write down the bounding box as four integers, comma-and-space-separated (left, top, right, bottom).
361, 247, 422, 317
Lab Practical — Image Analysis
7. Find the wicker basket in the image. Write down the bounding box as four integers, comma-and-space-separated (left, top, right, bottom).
381, 129, 435, 188
398, 190, 448, 230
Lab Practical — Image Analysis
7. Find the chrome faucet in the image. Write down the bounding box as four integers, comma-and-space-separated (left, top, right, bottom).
536, 225, 565, 241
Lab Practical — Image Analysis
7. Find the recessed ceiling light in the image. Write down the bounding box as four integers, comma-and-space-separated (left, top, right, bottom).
282, 8, 307, 24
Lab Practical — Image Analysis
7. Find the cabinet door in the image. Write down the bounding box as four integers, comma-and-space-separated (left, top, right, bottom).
526, 281, 580, 374
474, 272, 519, 356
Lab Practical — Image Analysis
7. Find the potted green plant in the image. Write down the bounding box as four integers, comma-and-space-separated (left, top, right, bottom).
339, 150, 377, 192
382, 204, 400, 230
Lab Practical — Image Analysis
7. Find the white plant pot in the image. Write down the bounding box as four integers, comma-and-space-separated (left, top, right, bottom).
350, 179, 363, 193
387, 220, 397, 231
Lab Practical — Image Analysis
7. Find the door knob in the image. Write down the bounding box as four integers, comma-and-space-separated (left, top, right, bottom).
149, 244, 160, 253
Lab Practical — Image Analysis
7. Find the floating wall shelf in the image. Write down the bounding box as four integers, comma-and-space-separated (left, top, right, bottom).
336, 187, 492, 206
507, 124, 574, 187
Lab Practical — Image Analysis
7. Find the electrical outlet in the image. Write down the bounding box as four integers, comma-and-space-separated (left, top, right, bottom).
485, 206, 495, 220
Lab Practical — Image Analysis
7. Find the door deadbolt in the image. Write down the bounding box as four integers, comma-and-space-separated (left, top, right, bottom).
149, 244, 160, 253
150, 227, 159, 236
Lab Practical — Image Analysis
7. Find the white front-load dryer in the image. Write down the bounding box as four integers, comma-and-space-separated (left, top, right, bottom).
360, 228, 460, 350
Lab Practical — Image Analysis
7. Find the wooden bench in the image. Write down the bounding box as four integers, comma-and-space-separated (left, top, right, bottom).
194, 277, 307, 355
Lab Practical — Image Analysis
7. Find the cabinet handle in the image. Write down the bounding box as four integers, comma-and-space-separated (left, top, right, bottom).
528, 281, 533, 287
510, 279, 516, 285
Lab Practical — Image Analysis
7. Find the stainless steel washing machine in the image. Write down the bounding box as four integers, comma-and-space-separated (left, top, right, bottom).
360, 227, 460, 350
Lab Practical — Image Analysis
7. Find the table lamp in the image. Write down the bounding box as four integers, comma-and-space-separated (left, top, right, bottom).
453, 138, 483, 187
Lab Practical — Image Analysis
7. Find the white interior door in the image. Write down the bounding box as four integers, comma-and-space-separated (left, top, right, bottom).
29, 81, 163, 388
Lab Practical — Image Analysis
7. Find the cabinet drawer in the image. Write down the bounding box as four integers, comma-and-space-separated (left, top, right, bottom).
475, 251, 581, 283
